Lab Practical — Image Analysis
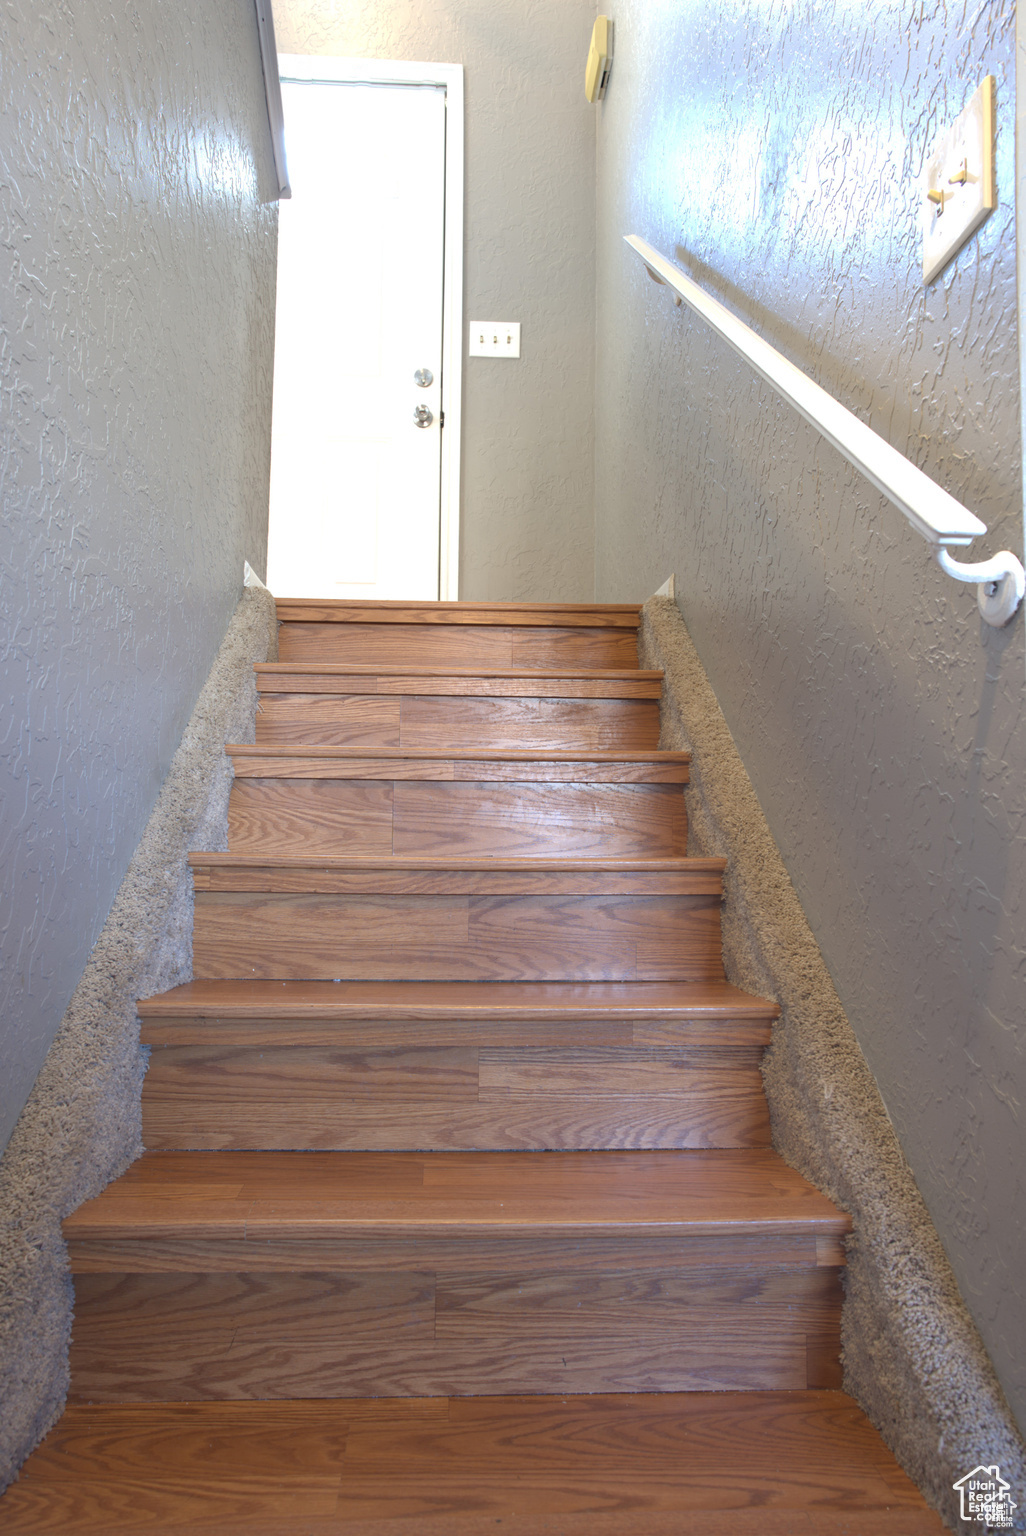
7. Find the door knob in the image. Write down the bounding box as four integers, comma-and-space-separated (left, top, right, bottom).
414, 368, 434, 387
413, 404, 434, 428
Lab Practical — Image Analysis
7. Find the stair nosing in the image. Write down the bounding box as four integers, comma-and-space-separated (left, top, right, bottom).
188, 854, 724, 871
227, 746, 688, 761
137, 979, 779, 1019
66, 1214, 852, 1241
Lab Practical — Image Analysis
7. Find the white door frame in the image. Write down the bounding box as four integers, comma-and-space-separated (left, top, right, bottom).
278, 55, 464, 600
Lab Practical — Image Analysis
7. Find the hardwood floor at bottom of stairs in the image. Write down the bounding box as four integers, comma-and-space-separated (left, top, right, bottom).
0, 1393, 948, 1534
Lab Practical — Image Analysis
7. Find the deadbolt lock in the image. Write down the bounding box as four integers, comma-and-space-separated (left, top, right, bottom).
414, 368, 434, 387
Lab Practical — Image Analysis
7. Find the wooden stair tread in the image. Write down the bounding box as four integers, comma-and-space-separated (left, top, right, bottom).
63, 1149, 851, 1242
138, 978, 779, 1020
276, 599, 643, 627
0, 1393, 945, 1533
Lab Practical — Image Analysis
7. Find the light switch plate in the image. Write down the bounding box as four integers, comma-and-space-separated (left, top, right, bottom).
922, 76, 996, 285
469, 321, 521, 358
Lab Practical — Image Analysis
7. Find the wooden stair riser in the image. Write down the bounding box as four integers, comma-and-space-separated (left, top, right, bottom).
141, 1029, 771, 1149
67, 1231, 847, 1276
67, 1263, 842, 1401
255, 695, 662, 751
227, 779, 688, 859
277, 624, 640, 670
140, 988, 776, 1152
191, 890, 725, 983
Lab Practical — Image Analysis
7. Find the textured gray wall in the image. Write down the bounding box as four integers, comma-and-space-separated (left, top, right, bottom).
0, 0, 278, 1153
0, 586, 278, 1492
272, 0, 596, 601
595, 0, 1024, 1431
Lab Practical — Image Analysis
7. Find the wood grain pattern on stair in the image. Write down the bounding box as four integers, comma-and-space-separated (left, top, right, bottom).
139, 1021, 772, 1053
146, 1043, 483, 1098
141, 1032, 772, 1149
141, 1095, 773, 1151
227, 745, 690, 779
137, 977, 781, 1024
277, 622, 641, 670
72, 1270, 435, 1335
227, 780, 395, 857
0, 1396, 947, 1534
256, 694, 403, 747
64, 1236, 844, 1284
254, 665, 666, 695
67, 1258, 840, 1400
191, 893, 725, 983
139, 1019, 771, 1049
414, 694, 662, 752
146, 1046, 767, 1096
189, 854, 725, 891
276, 599, 644, 626
255, 693, 663, 750
227, 779, 688, 859
64, 1150, 852, 1240
67, 1334, 813, 1400
398, 781, 686, 857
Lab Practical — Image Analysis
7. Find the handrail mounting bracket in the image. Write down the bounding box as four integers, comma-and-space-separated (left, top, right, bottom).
936, 546, 1026, 627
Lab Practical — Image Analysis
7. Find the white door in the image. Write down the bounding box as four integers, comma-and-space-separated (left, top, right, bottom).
267, 79, 447, 600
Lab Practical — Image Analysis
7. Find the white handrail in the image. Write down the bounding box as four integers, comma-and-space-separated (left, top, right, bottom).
625, 235, 1024, 626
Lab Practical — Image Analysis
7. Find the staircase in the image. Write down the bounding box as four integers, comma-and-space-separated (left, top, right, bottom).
4, 601, 946, 1532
